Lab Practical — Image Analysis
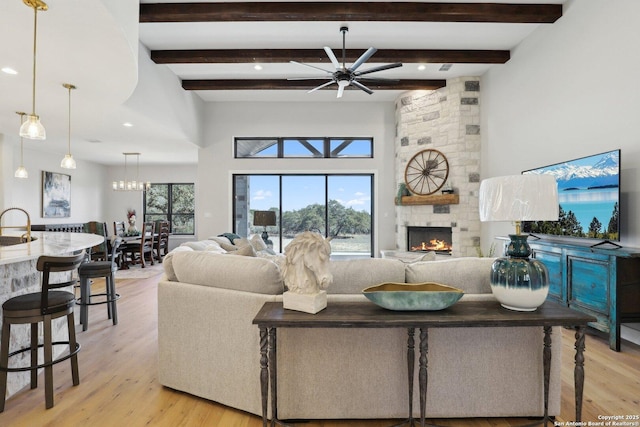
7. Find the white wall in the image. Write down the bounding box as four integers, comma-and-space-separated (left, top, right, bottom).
198, 101, 397, 254
0, 137, 107, 225
480, 0, 640, 247
1, 135, 196, 246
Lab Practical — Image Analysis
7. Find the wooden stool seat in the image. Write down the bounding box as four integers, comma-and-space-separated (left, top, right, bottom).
76, 237, 122, 332
0, 251, 86, 412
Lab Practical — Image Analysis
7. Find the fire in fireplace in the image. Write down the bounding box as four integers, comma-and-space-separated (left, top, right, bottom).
407, 226, 452, 255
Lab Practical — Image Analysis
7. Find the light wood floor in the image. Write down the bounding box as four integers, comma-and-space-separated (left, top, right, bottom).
1, 272, 638, 427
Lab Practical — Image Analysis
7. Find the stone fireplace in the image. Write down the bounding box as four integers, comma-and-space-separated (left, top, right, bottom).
393, 77, 482, 258
407, 226, 453, 255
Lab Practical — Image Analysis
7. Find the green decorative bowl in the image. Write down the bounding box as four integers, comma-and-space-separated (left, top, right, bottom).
362, 282, 464, 311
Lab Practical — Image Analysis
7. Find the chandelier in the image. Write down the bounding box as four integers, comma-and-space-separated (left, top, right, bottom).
112, 153, 150, 191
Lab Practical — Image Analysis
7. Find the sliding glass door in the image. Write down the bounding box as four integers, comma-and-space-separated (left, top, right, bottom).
233, 174, 373, 258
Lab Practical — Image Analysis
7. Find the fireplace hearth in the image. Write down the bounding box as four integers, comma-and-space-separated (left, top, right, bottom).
407, 226, 453, 255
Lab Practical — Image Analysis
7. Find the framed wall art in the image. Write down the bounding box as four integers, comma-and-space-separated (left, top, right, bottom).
42, 171, 71, 218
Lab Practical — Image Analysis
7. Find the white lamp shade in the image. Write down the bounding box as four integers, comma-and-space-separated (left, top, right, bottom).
479, 174, 559, 222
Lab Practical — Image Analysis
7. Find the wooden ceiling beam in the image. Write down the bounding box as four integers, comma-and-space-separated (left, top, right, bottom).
140, 2, 562, 24
152, 49, 509, 65
181, 79, 447, 91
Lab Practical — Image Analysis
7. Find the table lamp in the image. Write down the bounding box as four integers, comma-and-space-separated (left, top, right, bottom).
253, 210, 277, 244
479, 174, 559, 311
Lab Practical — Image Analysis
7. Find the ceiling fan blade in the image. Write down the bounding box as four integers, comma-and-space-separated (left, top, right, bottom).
351, 80, 374, 95
355, 62, 403, 77
289, 60, 333, 75
349, 47, 377, 72
337, 84, 345, 98
308, 80, 336, 93
324, 47, 341, 70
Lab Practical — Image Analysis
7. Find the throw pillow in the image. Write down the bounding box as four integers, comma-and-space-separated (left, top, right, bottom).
209, 236, 238, 252
229, 244, 256, 257
249, 234, 268, 251
218, 232, 241, 243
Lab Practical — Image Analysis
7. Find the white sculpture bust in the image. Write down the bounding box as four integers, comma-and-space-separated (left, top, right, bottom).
282, 231, 333, 313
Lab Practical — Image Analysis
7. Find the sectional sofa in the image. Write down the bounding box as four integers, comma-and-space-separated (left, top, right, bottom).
157, 237, 561, 420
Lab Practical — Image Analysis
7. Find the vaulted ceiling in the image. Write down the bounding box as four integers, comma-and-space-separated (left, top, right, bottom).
138, 1, 564, 102
0, 1, 565, 166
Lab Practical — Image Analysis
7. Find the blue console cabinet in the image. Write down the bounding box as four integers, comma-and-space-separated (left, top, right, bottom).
527, 239, 640, 351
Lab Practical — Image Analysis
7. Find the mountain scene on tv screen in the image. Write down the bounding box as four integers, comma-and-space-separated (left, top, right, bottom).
524, 150, 620, 241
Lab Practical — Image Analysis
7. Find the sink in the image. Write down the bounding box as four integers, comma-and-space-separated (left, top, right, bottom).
0, 236, 38, 246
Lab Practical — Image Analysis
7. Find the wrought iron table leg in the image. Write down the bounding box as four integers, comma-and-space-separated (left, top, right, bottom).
259, 327, 268, 427
543, 326, 552, 427
419, 328, 428, 427
269, 328, 277, 427
390, 328, 416, 427
574, 326, 586, 422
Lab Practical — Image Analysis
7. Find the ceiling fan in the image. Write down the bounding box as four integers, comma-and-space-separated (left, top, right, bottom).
289, 26, 403, 98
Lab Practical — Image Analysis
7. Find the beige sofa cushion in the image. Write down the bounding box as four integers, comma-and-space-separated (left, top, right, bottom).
405, 257, 495, 294
328, 258, 406, 294
170, 250, 284, 294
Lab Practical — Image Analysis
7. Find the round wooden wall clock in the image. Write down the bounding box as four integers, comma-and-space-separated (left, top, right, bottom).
403, 149, 450, 195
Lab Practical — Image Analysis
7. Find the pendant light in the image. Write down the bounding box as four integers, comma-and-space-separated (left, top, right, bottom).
14, 112, 29, 178
112, 153, 150, 191
19, 0, 48, 140
60, 83, 77, 169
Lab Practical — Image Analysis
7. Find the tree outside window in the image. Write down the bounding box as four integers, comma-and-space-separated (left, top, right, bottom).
144, 183, 195, 235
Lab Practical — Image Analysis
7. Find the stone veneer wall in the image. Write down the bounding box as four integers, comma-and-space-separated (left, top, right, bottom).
394, 77, 481, 257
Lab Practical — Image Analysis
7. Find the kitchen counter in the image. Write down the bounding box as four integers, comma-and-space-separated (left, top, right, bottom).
0, 231, 103, 264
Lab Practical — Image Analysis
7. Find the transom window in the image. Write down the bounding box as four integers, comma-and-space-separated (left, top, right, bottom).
234, 137, 373, 158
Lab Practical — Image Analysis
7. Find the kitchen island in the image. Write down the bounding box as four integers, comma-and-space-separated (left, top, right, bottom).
0, 231, 103, 400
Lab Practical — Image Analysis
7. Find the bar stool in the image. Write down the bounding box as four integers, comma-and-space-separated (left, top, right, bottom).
0, 251, 86, 412
76, 237, 123, 331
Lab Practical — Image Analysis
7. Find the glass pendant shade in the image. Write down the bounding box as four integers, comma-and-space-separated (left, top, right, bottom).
19, 114, 46, 140
14, 166, 29, 179
60, 83, 76, 169
61, 154, 76, 169
478, 174, 559, 311
15, 112, 29, 178
20, 1, 48, 140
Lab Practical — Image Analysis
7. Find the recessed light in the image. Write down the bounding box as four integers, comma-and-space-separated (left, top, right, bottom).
1, 67, 18, 75
417, 64, 426, 71
123, 122, 133, 127
254, 64, 263, 71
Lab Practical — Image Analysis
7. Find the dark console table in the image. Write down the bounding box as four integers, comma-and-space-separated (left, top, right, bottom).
527, 238, 640, 351
253, 300, 596, 427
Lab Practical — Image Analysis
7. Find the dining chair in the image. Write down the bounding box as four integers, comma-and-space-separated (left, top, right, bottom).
123, 222, 155, 268
153, 220, 170, 262
83, 221, 109, 262
113, 221, 126, 237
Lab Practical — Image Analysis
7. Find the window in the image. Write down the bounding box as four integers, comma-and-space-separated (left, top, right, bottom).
144, 183, 195, 235
233, 174, 373, 257
234, 137, 373, 158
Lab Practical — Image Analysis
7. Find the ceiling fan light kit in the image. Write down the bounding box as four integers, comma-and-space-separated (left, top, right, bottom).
289, 26, 402, 98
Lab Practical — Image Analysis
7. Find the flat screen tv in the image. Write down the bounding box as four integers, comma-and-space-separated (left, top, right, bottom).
522, 149, 621, 242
